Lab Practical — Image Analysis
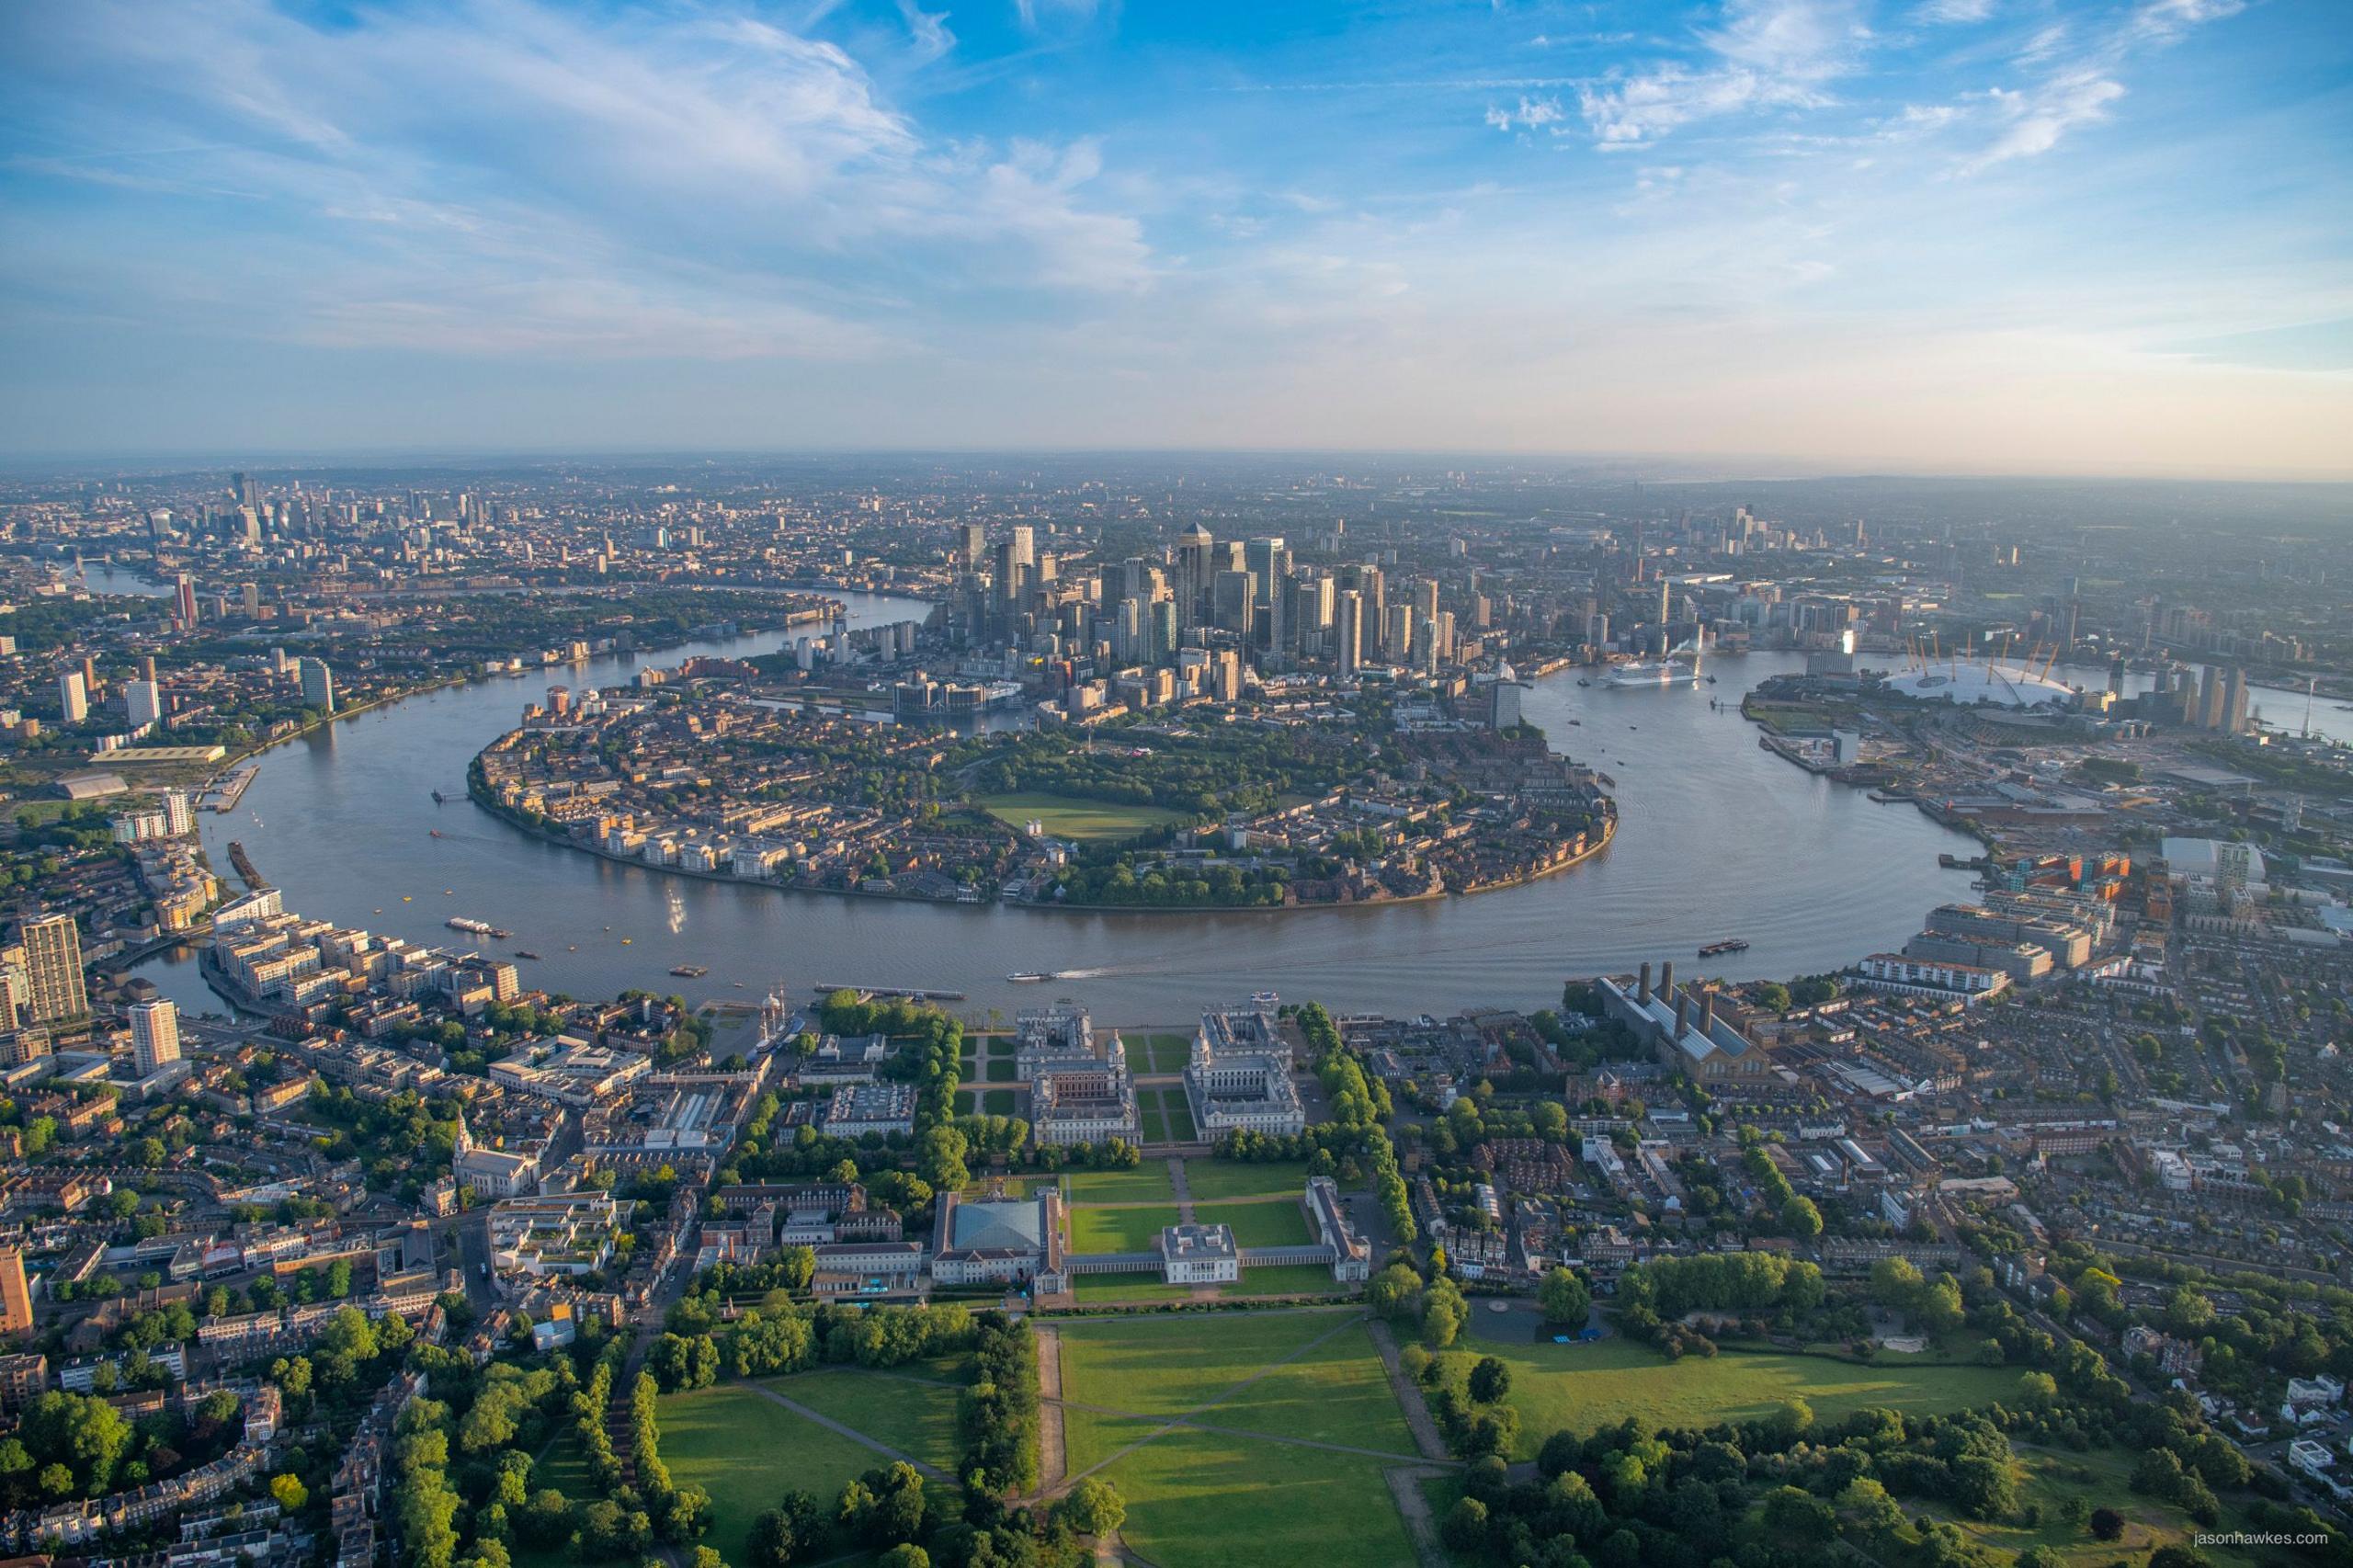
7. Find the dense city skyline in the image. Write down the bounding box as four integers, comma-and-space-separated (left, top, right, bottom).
4, 0, 2349, 474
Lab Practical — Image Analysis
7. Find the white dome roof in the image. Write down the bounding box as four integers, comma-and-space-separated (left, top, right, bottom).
1885, 663, 2077, 709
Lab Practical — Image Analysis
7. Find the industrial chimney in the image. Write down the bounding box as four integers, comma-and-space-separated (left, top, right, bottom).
1637, 962, 1652, 1004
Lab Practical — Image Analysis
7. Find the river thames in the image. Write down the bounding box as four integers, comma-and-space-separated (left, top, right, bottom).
115, 585, 2010, 1025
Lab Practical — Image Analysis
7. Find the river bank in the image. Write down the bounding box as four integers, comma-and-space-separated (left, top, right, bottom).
130, 625, 1984, 1022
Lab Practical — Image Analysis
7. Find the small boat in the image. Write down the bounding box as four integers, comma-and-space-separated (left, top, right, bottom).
670, 964, 710, 978
567, 944, 578, 951
429, 830, 443, 839
431, 790, 448, 804
1007, 971, 1050, 983
515, 950, 543, 960
620, 937, 632, 945
401, 895, 413, 903
1699, 938, 1751, 957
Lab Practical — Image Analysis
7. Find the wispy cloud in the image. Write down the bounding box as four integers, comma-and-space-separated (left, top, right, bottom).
1575, 0, 1870, 146
1485, 97, 1565, 132
2, 0, 1147, 358
1961, 70, 2126, 172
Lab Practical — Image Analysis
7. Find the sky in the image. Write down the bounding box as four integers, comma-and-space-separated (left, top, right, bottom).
1, 0, 2348, 475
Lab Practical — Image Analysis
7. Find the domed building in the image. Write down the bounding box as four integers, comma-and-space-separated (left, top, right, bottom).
1883, 661, 2078, 710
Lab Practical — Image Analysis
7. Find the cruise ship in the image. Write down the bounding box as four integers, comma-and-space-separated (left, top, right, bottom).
1604, 636, 1705, 689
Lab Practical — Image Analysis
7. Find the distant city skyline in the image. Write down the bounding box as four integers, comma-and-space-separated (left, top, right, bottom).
2, 0, 2347, 476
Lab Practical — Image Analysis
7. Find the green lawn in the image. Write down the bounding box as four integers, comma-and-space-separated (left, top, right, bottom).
1096, 1418, 1419, 1568
1236, 1264, 1349, 1296
760, 1368, 963, 1471
1141, 1097, 1171, 1142
953, 1090, 975, 1115
1182, 1160, 1308, 1202
1164, 1092, 1198, 1142
982, 1087, 1017, 1115
1057, 1309, 1370, 1426
1069, 1203, 1179, 1254
1071, 1272, 1208, 1303
1140, 1032, 1194, 1073
984, 1058, 1017, 1082
1195, 1199, 1312, 1249
1066, 1164, 1178, 1204
1922, 1444, 2276, 1568
530, 1426, 596, 1501
979, 791, 1193, 844
1055, 1312, 1421, 1568
1451, 1328, 2024, 1457
656, 1384, 892, 1568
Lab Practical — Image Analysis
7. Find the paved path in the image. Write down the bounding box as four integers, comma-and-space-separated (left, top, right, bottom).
1036, 1324, 1069, 1499
1384, 1463, 1454, 1568
744, 1382, 951, 1481
1167, 1157, 1194, 1224
1365, 1318, 1451, 1462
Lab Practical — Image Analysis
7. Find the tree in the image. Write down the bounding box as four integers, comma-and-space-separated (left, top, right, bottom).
1368, 1263, 1423, 1319
1441, 1496, 1490, 1553
270, 1473, 309, 1510
1539, 1267, 1592, 1326
2089, 1506, 2126, 1541
877, 1550, 929, 1568
1781, 1194, 1824, 1239
1059, 1477, 1126, 1538
1468, 1357, 1512, 1403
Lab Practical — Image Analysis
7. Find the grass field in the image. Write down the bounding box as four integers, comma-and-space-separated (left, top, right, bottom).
1070, 1203, 1180, 1253
1922, 1444, 2272, 1568
984, 1058, 1017, 1082
1136, 1086, 1196, 1144
1195, 1199, 1313, 1248
1183, 1160, 1309, 1201
979, 791, 1192, 843
656, 1383, 892, 1568
760, 1368, 963, 1471
982, 1087, 1017, 1115
1055, 1312, 1421, 1568
1236, 1264, 1349, 1296
1451, 1327, 2023, 1456
1071, 1272, 1209, 1302
1139, 1032, 1194, 1073
1066, 1164, 1178, 1204
1097, 1418, 1419, 1568
953, 1090, 975, 1115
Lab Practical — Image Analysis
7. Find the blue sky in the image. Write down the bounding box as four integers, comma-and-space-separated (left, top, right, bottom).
1, 0, 2347, 473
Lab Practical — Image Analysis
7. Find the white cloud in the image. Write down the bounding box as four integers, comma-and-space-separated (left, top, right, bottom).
1961, 72, 2126, 171
4, 0, 1151, 358
1485, 97, 1565, 131
2131, 0, 2246, 42
1574, 0, 1869, 146
1915, 0, 1994, 22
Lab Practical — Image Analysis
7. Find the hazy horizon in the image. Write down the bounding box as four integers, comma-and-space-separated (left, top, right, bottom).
4, 0, 2348, 476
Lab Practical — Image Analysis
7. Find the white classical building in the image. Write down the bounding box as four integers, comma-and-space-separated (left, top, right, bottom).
1158, 1223, 1239, 1285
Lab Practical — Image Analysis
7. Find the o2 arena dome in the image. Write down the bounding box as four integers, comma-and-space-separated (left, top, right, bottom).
1883, 660, 2079, 710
